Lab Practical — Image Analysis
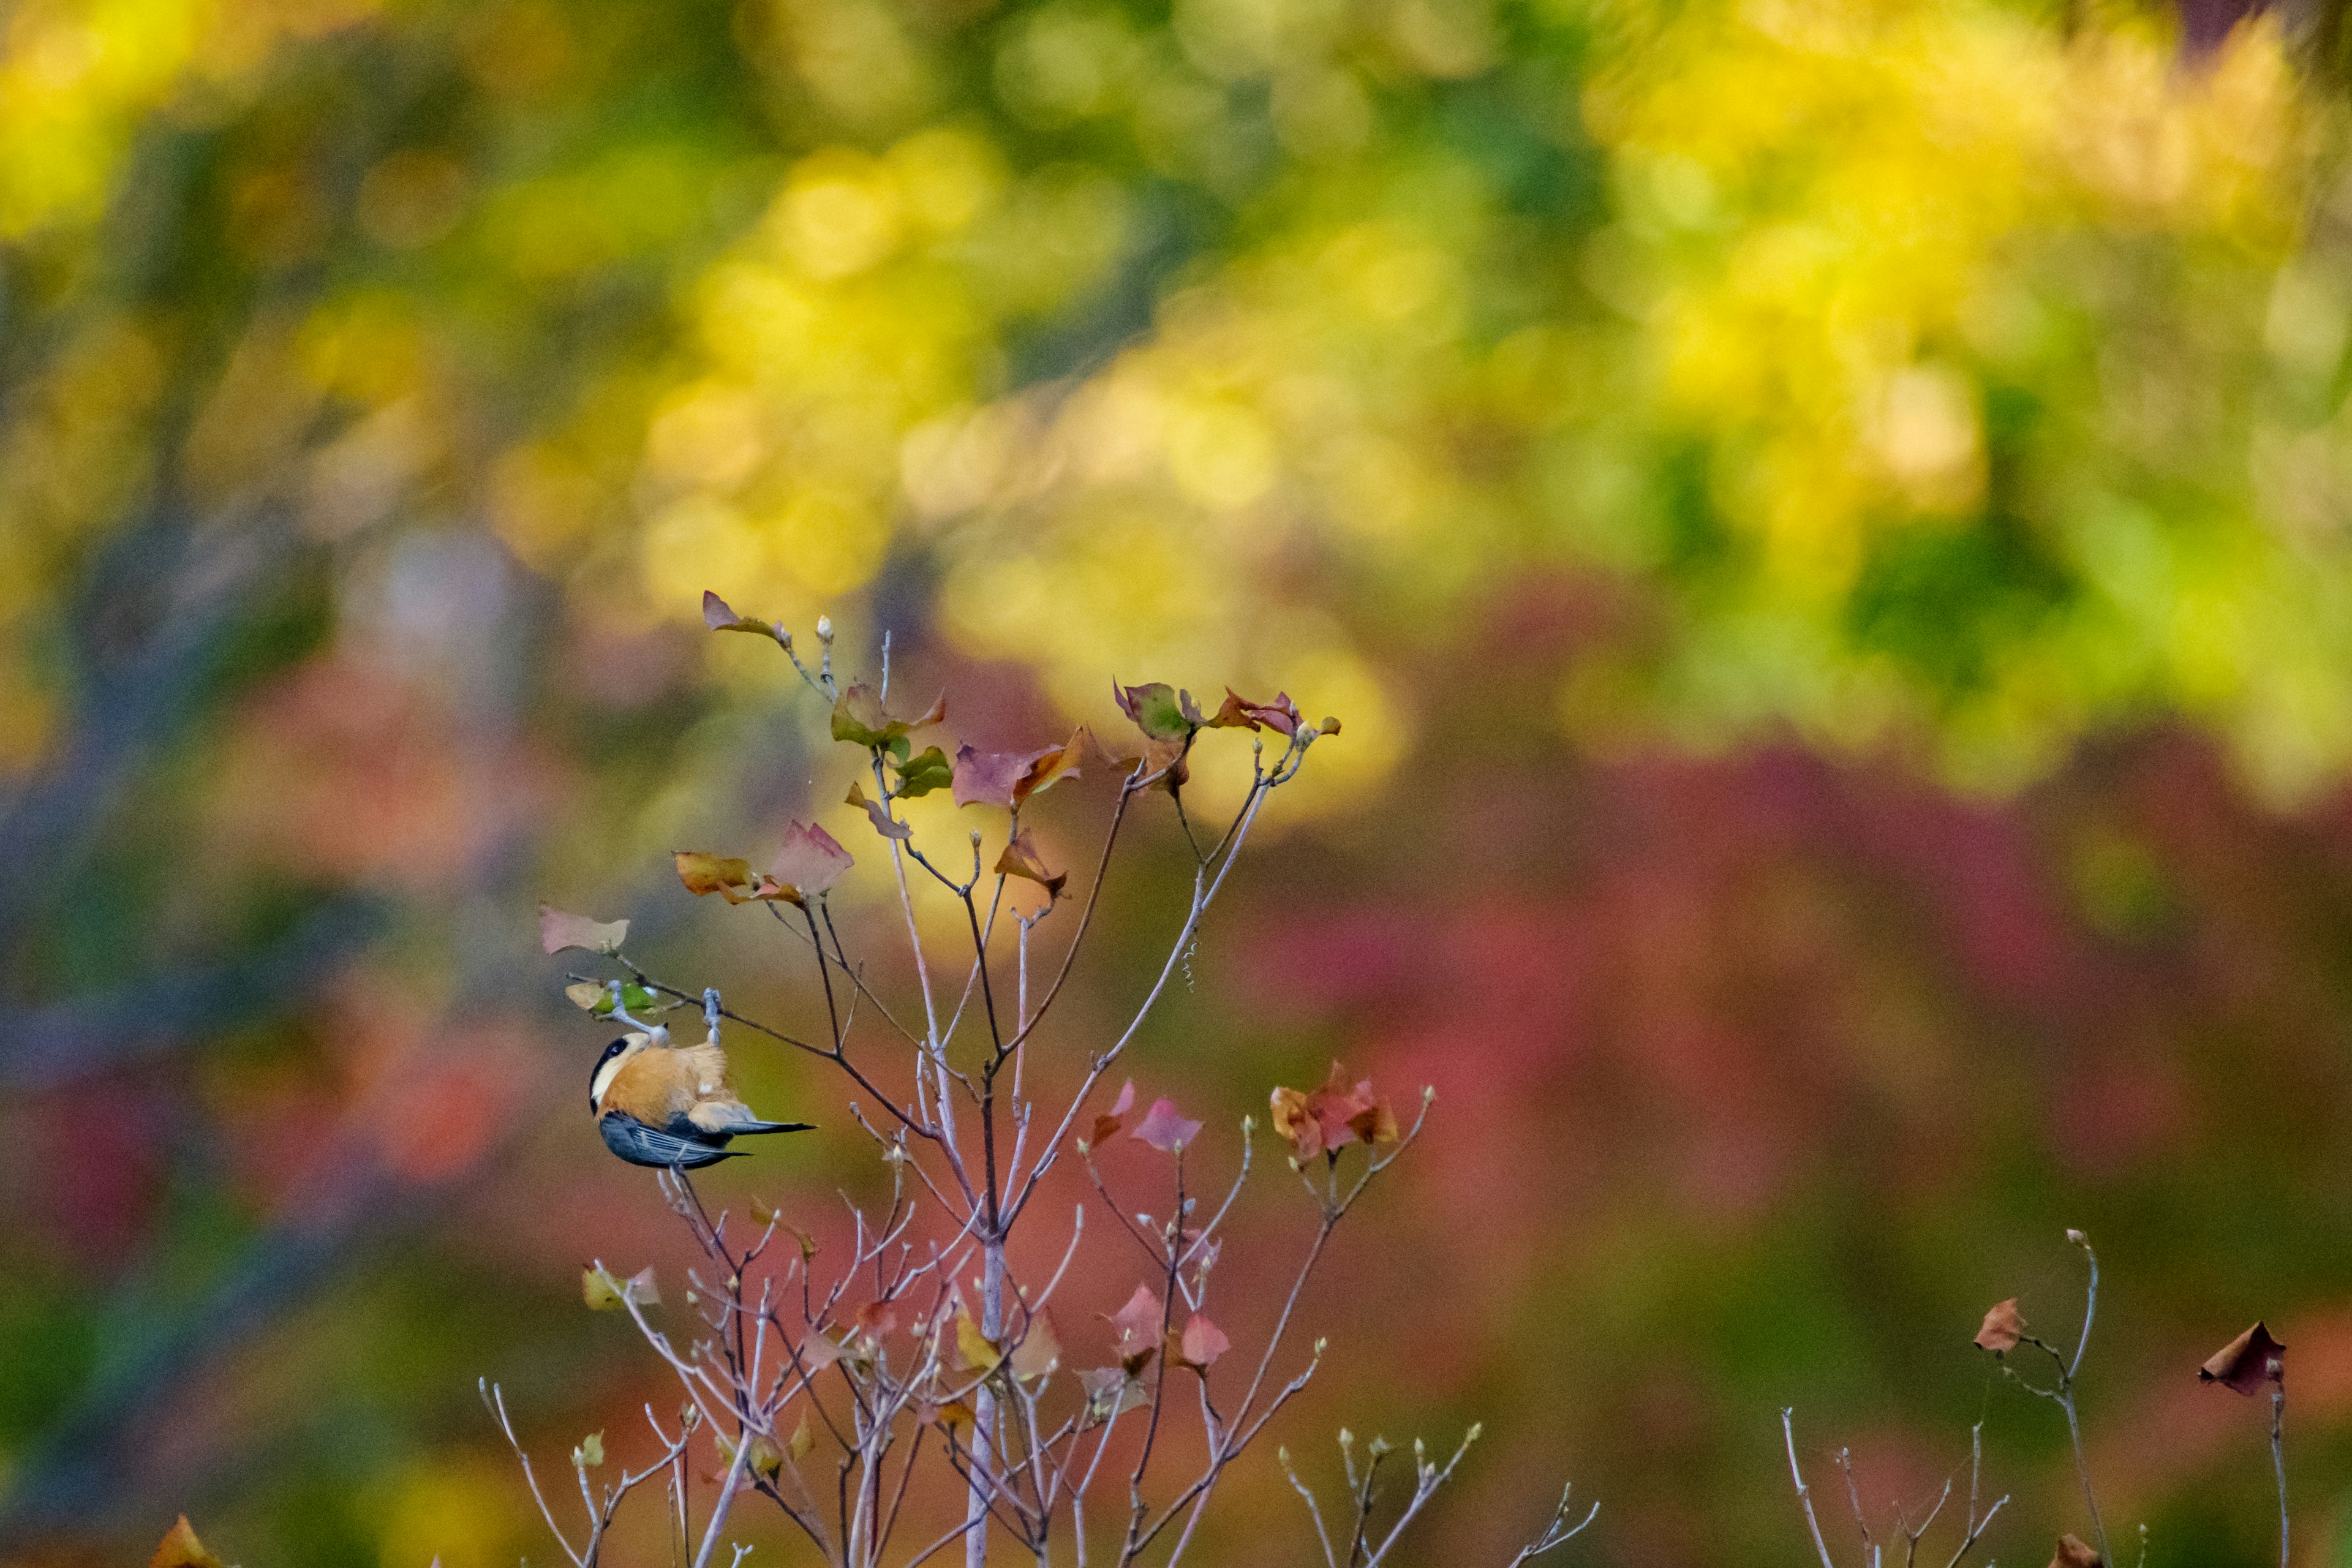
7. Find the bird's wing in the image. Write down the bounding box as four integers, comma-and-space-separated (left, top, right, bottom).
608, 1050, 695, 1123
600, 1112, 737, 1169
671, 1041, 734, 1098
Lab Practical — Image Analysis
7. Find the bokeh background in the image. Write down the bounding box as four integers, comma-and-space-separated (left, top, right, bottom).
11, 0, 2352, 1560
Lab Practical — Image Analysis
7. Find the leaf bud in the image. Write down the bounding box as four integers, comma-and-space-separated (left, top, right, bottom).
1368, 1436, 1391, 1458
1465, 1422, 1483, 1444
970, 828, 983, 847
816, 616, 834, 641
1313, 1336, 1327, 1355
2065, 1227, 2089, 1246
1338, 1428, 1354, 1450
1422, 1085, 1436, 1104
1242, 1115, 1254, 1134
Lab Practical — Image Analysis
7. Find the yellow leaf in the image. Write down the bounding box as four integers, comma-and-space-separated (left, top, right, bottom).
787, 1406, 814, 1462
955, 1308, 1002, 1374
150, 1517, 227, 1568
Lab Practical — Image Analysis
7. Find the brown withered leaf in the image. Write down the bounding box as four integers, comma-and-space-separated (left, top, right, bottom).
770, 820, 854, 901
845, 780, 913, 840
1108, 1283, 1163, 1374
1177, 1313, 1231, 1370
540, 903, 629, 956
995, 826, 1066, 897
2049, 1533, 2103, 1568
703, 590, 779, 640
853, 1299, 900, 1346
1090, 1080, 1136, 1146
1014, 730, 1090, 806
1975, 1298, 2026, 1356
1009, 1313, 1061, 1381
1207, 687, 1301, 736
2199, 1322, 2286, 1395
1131, 1097, 1202, 1153
150, 1516, 228, 1568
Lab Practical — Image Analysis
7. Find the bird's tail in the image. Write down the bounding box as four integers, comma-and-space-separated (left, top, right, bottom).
731, 1120, 816, 1136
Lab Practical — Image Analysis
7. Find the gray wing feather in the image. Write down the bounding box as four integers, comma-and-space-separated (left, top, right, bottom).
600, 1112, 741, 1169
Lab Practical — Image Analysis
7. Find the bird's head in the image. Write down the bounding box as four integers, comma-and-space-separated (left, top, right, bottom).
590, 1032, 654, 1112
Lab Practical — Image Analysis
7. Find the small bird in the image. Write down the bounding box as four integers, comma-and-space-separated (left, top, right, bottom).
591, 988, 812, 1169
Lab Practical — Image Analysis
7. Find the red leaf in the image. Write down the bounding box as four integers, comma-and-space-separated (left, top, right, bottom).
1207, 687, 1302, 736
1270, 1063, 1396, 1161
2049, 1534, 2103, 1568
1177, 1313, 1230, 1370
539, 903, 628, 956
771, 820, 853, 900
2199, 1322, 2286, 1395
703, 590, 780, 640
952, 744, 1060, 810
1975, 1298, 2026, 1356
1090, 1080, 1136, 1145
1131, 1097, 1202, 1153
1107, 1283, 1162, 1373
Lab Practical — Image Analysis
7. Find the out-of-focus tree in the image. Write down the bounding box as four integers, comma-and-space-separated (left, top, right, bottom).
13, 0, 2352, 1559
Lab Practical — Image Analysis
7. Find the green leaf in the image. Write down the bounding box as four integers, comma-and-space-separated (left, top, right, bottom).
573, 1431, 605, 1468
895, 745, 954, 799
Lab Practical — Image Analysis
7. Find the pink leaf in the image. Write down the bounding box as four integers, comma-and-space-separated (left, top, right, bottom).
1089, 1080, 1137, 1145
1131, 1097, 1202, 1153
539, 903, 629, 956
1178, 1313, 1230, 1370
771, 820, 854, 900
1107, 1283, 1161, 1372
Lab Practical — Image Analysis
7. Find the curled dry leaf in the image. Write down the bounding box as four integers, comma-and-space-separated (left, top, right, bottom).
703, 589, 780, 640
1268, 1063, 1400, 1162
995, 826, 1067, 897
1176, 1313, 1231, 1370
832, 684, 946, 749
769, 820, 853, 902
1975, 1298, 2026, 1356
1131, 1097, 1203, 1153
673, 851, 774, 902
150, 1517, 227, 1568
2199, 1321, 2286, 1395
539, 903, 630, 956
1108, 1283, 1163, 1373
845, 780, 913, 840
1207, 687, 1302, 736
2049, 1532, 2103, 1568
1090, 1080, 1137, 1145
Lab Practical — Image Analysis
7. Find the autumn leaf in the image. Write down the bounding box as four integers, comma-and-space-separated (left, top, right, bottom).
1975, 1298, 2026, 1356
1207, 687, 1302, 736
1079, 1366, 1148, 1427
149, 1517, 227, 1568
787, 1407, 814, 1462
1131, 1097, 1203, 1153
895, 744, 955, 799
540, 903, 630, 956
2049, 1533, 2103, 1567
845, 780, 912, 840
1108, 1283, 1163, 1374
952, 743, 1058, 809
1268, 1063, 1398, 1162
572, 1431, 605, 1469
995, 826, 1066, 897
1009, 1313, 1061, 1381
565, 981, 609, 1012
832, 684, 946, 749
1114, 680, 1202, 742
1090, 1080, 1136, 1146
853, 1298, 900, 1346
2199, 1322, 2286, 1395
769, 820, 853, 902
673, 851, 763, 902
703, 590, 780, 641
1176, 1313, 1231, 1370
935, 1396, 976, 1432
745, 1433, 783, 1482
584, 1265, 658, 1311
956, 1308, 1003, 1374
